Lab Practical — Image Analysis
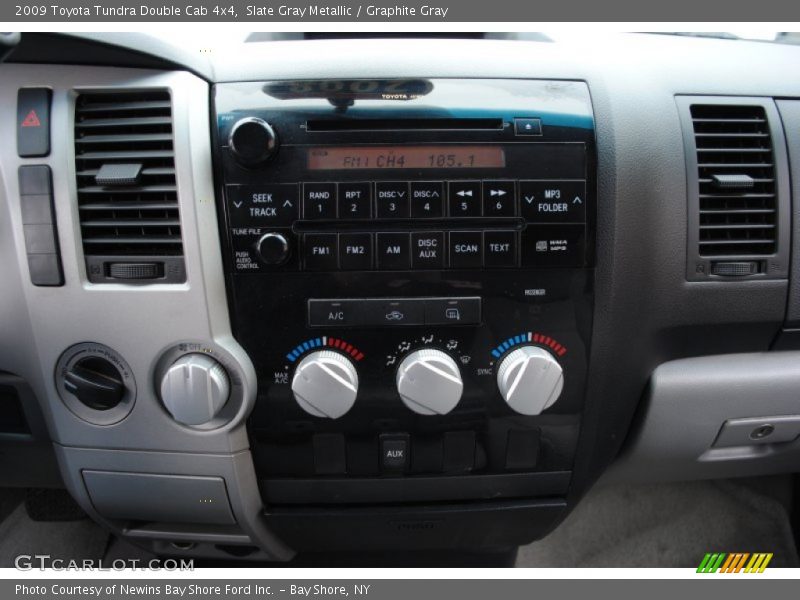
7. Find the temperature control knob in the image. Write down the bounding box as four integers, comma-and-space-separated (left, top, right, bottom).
291, 351, 358, 419
160, 354, 230, 425
228, 117, 278, 167
396, 349, 463, 415
496, 346, 564, 416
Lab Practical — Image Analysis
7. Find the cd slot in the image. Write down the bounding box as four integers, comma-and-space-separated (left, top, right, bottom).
293, 217, 524, 233
305, 118, 505, 132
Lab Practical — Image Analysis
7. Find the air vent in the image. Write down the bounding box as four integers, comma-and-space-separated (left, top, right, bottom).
690, 104, 776, 257
74, 90, 185, 283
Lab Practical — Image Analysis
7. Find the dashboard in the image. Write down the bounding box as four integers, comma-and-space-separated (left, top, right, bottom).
1, 32, 799, 561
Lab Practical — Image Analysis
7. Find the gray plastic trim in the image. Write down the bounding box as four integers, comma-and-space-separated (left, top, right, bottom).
0, 64, 291, 560
606, 351, 800, 483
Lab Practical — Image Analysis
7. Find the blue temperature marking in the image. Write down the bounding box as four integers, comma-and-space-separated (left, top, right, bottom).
302, 341, 310, 351
315, 337, 322, 347
515, 334, 524, 344
506, 337, 515, 348
491, 349, 501, 359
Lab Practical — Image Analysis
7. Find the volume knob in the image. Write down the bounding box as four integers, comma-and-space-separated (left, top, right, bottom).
291, 351, 359, 419
496, 346, 564, 415
228, 117, 278, 167
396, 349, 463, 415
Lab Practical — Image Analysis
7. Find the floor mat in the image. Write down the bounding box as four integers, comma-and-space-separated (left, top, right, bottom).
517, 476, 799, 567
0, 503, 109, 567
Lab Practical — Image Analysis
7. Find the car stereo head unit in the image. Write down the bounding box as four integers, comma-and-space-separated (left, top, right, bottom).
212, 79, 596, 551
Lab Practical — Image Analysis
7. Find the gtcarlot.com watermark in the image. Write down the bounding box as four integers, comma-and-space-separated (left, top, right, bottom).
14, 554, 194, 571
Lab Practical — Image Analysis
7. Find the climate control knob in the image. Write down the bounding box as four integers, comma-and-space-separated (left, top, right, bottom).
160, 354, 230, 425
496, 346, 564, 416
291, 351, 358, 419
228, 117, 278, 167
396, 349, 463, 415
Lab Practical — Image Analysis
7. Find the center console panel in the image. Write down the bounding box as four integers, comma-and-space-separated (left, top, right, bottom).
212, 79, 596, 550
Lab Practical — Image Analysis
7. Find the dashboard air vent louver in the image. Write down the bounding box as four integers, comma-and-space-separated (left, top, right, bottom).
689, 104, 776, 257
74, 90, 185, 283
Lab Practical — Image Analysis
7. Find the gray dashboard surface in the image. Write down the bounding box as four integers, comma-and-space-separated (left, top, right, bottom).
1, 33, 799, 524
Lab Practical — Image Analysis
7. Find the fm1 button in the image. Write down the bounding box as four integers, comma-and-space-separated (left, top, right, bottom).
380, 434, 410, 473
303, 233, 338, 270
411, 232, 445, 269
520, 180, 586, 223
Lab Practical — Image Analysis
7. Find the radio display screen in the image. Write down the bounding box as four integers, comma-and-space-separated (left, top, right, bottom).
307, 145, 506, 170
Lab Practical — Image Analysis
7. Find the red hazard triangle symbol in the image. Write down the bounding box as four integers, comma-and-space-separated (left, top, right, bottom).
21, 110, 41, 127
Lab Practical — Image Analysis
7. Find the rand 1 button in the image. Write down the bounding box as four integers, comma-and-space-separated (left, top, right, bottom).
338, 182, 372, 219
411, 231, 445, 269
482, 180, 516, 217
375, 181, 410, 218
376, 232, 411, 270
448, 231, 483, 269
308, 299, 357, 326
339, 233, 373, 270
483, 231, 518, 268
424, 297, 481, 326
227, 184, 299, 227
448, 181, 482, 217
410, 181, 444, 217
522, 225, 586, 267
303, 233, 338, 270
520, 180, 586, 223
302, 182, 337, 219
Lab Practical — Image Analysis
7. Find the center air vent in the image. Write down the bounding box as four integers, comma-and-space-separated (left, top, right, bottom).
74, 90, 185, 283
679, 97, 789, 281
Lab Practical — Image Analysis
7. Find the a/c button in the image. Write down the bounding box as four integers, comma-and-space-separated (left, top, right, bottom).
308, 299, 357, 326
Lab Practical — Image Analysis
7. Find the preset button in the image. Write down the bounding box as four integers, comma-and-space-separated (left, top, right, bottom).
303, 183, 337, 219
411, 232, 445, 269
303, 233, 338, 270
375, 182, 410, 218
339, 233, 373, 270
338, 182, 372, 219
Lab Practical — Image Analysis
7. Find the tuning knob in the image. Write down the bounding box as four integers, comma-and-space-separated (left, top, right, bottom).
396, 349, 463, 415
160, 354, 230, 425
496, 346, 564, 416
228, 117, 278, 167
291, 351, 358, 419
256, 232, 290, 265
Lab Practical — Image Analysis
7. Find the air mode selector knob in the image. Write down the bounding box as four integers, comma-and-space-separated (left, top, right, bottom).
396, 349, 463, 415
496, 346, 564, 416
160, 354, 230, 426
291, 351, 359, 419
228, 117, 278, 167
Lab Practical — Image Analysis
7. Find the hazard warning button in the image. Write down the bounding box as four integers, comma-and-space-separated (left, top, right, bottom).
17, 88, 51, 158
